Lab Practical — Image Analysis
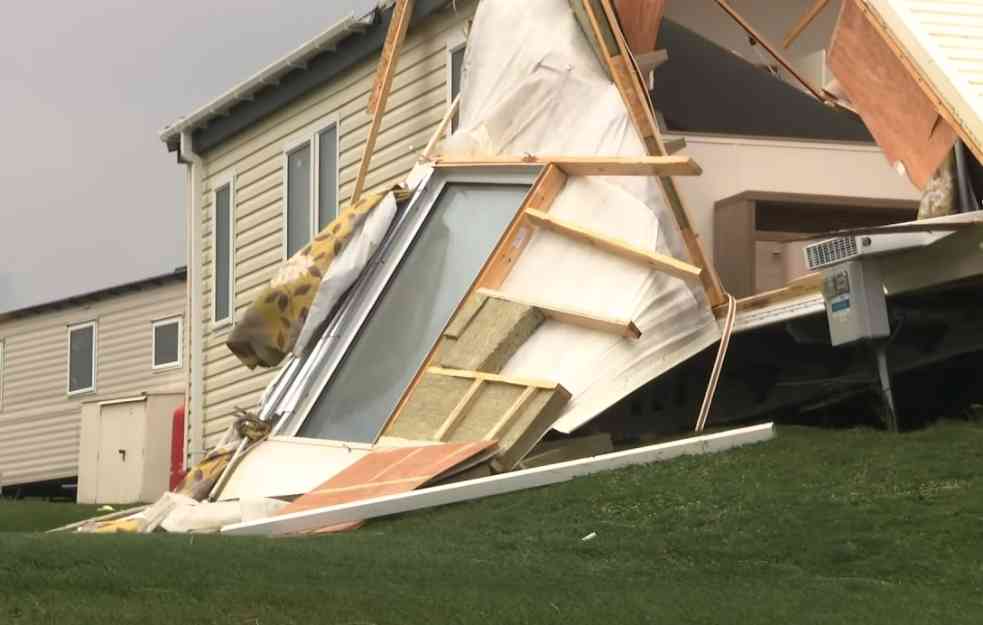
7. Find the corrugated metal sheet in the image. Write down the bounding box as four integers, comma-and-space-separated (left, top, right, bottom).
195, 3, 475, 448
0, 281, 186, 487
864, 0, 983, 161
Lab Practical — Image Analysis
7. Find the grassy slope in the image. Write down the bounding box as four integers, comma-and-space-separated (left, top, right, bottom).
2, 422, 983, 625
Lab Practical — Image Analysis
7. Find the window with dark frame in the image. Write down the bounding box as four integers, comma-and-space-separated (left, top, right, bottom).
214, 183, 234, 325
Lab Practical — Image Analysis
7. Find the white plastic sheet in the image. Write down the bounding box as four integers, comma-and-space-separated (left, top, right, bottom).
442, 0, 720, 433
292, 191, 398, 356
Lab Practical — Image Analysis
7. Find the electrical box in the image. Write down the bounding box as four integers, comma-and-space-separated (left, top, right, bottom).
822, 260, 890, 346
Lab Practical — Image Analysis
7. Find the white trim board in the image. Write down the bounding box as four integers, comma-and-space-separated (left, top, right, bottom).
222, 423, 776, 536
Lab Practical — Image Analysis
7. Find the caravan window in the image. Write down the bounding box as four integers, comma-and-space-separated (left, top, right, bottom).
68, 321, 96, 395
284, 122, 341, 257
152, 317, 183, 370
281, 167, 537, 442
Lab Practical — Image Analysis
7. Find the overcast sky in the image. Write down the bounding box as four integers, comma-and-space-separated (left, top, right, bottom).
0, 0, 375, 314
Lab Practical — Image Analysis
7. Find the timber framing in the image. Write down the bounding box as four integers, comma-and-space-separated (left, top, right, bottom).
432, 155, 702, 177
577, 0, 727, 307
523, 209, 703, 283
476, 288, 643, 339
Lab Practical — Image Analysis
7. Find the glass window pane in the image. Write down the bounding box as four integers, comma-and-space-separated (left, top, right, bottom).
450, 46, 466, 131
154, 322, 180, 367
299, 182, 530, 442
318, 127, 339, 230
69, 325, 94, 392
214, 185, 232, 322
286, 143, 312, 257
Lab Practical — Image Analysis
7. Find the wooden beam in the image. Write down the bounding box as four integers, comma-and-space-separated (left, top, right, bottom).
783, 0, 831, 49
582, 0, 728, 307
435, 378, 483, 441
351, 0, 414, 205
523, 209, 703, 283
478, 164, 568, 290
477, 288, 642, 339
433, 155, 701, 177
486, 387, 537, 440
614, 0, 666, 53
223, 423, 777, 536
711, 0, 828, 103
427, 367, 561, 391
421, 94, 460, 161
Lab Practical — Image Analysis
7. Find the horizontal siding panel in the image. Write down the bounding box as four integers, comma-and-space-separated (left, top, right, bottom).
0, 280, 186, 486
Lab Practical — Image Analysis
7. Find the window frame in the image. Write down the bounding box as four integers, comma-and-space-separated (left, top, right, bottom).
282, 118, 341, 260
151, 316, 184, 371
447, 31, 467, 134
211, 175, 237, 330
273, 164, 541, 438
67, 320, 97, 397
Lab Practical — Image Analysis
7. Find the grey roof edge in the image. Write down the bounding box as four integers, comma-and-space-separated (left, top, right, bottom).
158, 9, 379, 145
160, 0, 453, 154
0, 267, 187, 322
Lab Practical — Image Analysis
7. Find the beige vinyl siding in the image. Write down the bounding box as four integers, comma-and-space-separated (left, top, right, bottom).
194, 3, 475, 448
0, 280, 187, 487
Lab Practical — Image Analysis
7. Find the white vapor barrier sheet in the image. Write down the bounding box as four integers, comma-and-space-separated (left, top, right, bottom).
441, 0, 720, 434
292, 191, 398, 356
218, 438, 370, 501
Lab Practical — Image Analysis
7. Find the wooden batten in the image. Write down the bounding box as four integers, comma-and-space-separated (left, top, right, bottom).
427, 367, 561, 391
486, 387, 537, 440
783, 0, 832, 49
523, 209, 702, 283
435, 378, 484, 441
433, 155, 701, 177
476, 288, 642, 339
351, 0, 414, 204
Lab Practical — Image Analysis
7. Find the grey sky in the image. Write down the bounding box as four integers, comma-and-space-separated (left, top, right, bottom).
0, 0, 375, 314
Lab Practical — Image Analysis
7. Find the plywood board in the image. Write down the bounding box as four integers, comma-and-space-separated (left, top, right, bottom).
277, 441, 497, 533
828, 0, 956, 189
614, 0, 666, 53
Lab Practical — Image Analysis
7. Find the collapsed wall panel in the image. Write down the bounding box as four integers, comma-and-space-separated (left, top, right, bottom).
828, 0, 957, 189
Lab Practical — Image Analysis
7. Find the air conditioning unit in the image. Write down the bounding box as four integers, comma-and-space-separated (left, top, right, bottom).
804, 231, 955, 272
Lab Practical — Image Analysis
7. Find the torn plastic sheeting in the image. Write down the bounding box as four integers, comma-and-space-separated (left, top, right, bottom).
441, 0, 720, 434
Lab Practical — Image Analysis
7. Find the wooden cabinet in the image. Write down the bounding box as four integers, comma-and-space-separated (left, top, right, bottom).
714, 191, 918, 298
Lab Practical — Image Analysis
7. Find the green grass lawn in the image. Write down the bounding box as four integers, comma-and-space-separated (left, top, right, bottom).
2, 421, 983, 625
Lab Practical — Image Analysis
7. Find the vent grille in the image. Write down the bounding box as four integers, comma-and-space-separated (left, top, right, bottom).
804, 236, 858, 270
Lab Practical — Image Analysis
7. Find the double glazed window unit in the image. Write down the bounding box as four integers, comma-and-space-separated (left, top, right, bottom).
68, 321, 97, 395
152, 317, 183, 370
284, 123, 340, 258
213, 179, 235, 327
272, 165, 539, 442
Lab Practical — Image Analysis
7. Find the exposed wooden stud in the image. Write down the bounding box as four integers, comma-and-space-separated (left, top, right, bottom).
486, 387, 537, 440
422, 94, 461, 161
435, 378, 483, 441
433, 155, 702, 177
351, 0, 415, 205
783, 0, 831, 49
427, 367, 561, 391
711, 0, 828, 103
478, 164, 568, 290
523, 209, 703, 283
584, 0, 728, 307
477, 288, 642, 339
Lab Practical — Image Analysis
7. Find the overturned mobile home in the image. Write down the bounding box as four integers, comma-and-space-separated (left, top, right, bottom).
116, 0, 983, 535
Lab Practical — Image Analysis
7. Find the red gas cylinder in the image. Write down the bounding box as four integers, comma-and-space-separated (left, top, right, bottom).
170, 404, 188, 491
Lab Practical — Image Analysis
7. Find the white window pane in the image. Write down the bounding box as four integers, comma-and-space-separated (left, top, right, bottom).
287, 143, 312, 257
69, 326, 94, 392
214, 185, 232, 322
154, 322, 180, 367
318, 127, 339, 230
299, 182, 530, 442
